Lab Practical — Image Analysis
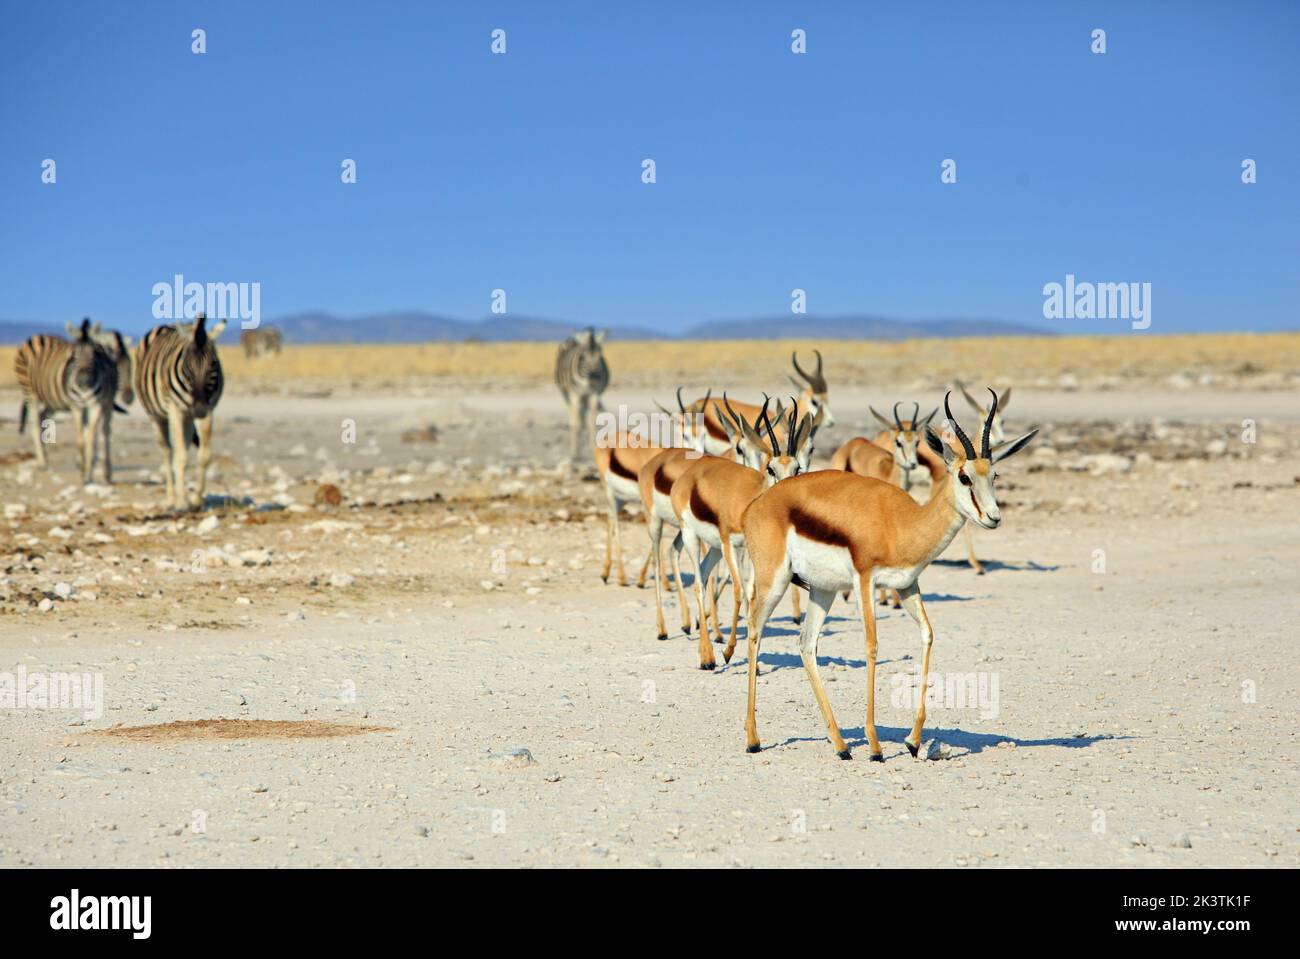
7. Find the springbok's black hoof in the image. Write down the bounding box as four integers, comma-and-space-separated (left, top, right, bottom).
869, 753, 885, 763
836, 749, 852, 761
656, 633, 668, 641
699, 662, 715, 671
600, 575, 609, 584
746, 744, 761, 754
905, 742, 919, 758
682, 625, 692, 636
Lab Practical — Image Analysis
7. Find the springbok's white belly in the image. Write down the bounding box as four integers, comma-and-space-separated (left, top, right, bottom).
787, 531, 856, 592
651, 489, 678, 526
605, 472, 640, 505
681, 509, 723, 550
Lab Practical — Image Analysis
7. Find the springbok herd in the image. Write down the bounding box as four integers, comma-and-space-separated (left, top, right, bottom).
15, 319, 1032, 763
592, 350, 1036, 762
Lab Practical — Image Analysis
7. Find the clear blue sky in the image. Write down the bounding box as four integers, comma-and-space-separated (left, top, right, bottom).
2, 0, 1297, 335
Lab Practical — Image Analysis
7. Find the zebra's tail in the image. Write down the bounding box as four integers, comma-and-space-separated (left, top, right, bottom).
18, 399, 27, 435
113, 403, 129, 415
189, 425, 199, 447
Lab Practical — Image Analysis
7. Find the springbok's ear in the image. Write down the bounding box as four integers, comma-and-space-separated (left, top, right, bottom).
595, 329, 607, 345
65, 322, 78, 337
869, 406, 894, 430
992, 429, 1038, 463
958, 382, 983, 413
921, 406, 939, 428
924, 426, 956, 465
209, 319, 228, 339
786, 375, 803, 390
999, 386, 1012, 410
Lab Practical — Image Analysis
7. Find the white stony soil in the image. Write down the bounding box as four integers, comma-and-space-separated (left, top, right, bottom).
1, 379, 1297, 867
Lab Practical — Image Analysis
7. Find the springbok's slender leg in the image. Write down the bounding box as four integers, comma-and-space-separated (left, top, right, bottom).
744, 561, 791, 753
635, 533, 653, 588
897, 583, 936, 757
670, 531, 691, 634
601, 496, 614, 583
682, 528, 720, 669
798, 587, 850, 759
965, 527, 984, 574
853, 572, 885, 761
791, 585, 802, 624
166, 413, 190, 510
648, 513, 669, 640
720, 537, 744, 663
193, 414, 214, 510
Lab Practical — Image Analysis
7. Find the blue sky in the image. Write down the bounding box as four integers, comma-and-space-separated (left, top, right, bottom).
1, 1, 1297, 336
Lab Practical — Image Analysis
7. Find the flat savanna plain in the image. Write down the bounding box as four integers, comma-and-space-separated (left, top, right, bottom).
0, 334, 1297, 868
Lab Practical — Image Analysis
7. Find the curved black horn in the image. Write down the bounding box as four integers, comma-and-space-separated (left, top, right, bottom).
758, 394, 780, 457
676, 386, 686, 414
944, 391, 976, 459
911, 402, 920, 429
981, 388, 998, 459
814, 349, 823, 377
786, 395, 799, 454
892, 402, 903, 431
791, 351, 813, 385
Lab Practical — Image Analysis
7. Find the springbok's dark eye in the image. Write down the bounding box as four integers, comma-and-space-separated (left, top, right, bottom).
959, 472, 973, 487
766, 466, 776, 477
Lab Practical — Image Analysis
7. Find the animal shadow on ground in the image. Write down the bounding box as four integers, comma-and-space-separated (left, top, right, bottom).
773, 727, 1128, 757
931, 558, 1060, 574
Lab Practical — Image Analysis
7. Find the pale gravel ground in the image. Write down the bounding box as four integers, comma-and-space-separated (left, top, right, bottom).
1, 382, 1297, 867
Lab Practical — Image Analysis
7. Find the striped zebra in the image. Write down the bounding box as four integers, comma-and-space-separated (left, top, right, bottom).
554, 327, 609, 462
135, 313, 227, 510
14, 318, 132, 483
240, 325, 282, 358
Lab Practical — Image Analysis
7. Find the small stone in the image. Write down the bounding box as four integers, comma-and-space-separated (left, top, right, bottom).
1171, 832, 1192, 849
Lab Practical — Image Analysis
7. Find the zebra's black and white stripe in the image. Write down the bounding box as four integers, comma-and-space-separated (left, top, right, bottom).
555, 327, 609, 462
14, 318, 127, 483
135, 313, 227, 510
240, 325, 283, 358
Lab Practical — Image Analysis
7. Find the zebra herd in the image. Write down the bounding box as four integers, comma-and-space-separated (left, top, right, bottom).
13, 314, 227, 510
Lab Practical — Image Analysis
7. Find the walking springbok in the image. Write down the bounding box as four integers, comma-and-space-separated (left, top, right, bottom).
685, 351, 833, 456
136, 313, 227, 511
14, 319, 131, 483
555, 328, 609, 463
739, 390, 1036, 760
595, 432, 675, 587
673, 396, 816, 669
917, 383, 1013, 573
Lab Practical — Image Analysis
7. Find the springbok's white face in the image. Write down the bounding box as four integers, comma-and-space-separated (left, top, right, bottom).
759, 407, 817, 487
927, 389, 1036, 531
872, 403, 938, 473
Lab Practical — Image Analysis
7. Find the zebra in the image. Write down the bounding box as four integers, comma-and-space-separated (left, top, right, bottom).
14, 318, 131, 483
135, 313, 227, 511
554, 327, 609, 462
240, 325, 283, 358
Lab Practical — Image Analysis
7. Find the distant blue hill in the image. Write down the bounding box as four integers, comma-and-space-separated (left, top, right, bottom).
0, 312, 1055, 345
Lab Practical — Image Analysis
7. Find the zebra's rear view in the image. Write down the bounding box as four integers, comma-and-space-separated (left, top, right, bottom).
14, 318, 125, 484
555, 327, 609, 463
135, 313, 227, 511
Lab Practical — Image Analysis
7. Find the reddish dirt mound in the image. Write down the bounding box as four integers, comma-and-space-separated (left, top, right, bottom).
91, 719, 391, 742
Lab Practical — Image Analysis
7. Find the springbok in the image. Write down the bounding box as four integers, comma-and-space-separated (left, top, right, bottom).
672, 396, 816, 669
918, 383, 1013, 574
685, 351, 833, 457
739, 390, 1036, 760
594, 433, 675, 587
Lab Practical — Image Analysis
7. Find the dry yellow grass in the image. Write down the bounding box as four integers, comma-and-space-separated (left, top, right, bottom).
1, 333, 1296, 391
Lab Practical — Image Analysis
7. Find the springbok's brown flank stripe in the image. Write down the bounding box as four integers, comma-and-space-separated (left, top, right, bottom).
688, 487, 719, 528
609, 450, 637, 480
654, 465, 674, 496
790, 507, 852, 549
